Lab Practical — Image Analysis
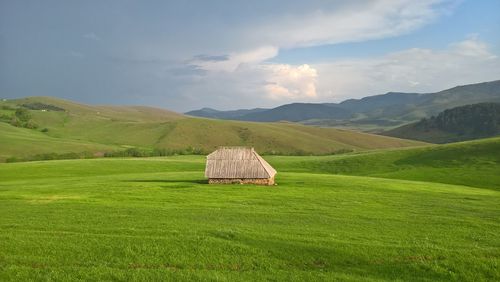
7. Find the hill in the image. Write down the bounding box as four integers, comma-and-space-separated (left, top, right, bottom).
186, 80, 500, 131
0, 96, 424, 161
383, 103, 500, 143
267, 137, 500, 190
0, 137, 498, 281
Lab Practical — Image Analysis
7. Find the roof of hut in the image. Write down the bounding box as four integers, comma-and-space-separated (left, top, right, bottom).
205, 147, 277, 179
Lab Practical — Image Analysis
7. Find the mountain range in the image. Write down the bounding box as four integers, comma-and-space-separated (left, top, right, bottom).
186, 80, 500, 131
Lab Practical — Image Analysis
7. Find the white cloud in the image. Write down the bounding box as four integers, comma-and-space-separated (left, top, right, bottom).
192, 46, 318, 102
248, 0, 457, 48
177, 62, 319, 109
313, 38, 500, 101
193, 46, 278, 72
262, 64, 318, 100
451, 37, 497, 58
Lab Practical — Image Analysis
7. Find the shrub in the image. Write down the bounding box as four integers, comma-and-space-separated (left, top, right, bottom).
25, 119, 39, 129
5, 157, 18, 163
21, 103, 65, 111
104, 148, 148, 158
15, 108, 31, 122
4, 151, 96, 163
10, 116, 21, 127
104, 147, 207, 158
0, 114, 11, 122
1, 105, 14, 110
261, 148, 354, 156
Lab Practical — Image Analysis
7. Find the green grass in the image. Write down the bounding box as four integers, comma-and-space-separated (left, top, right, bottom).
0, 97, 425, 161
0, 123, 118, 161
0, 139, 499, 281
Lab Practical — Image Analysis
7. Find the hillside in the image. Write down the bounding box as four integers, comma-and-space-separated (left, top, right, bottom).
383, 103, 500, 143
0, 138, 498, 281
186, 80, 500, 131
0, 122, 119, 161
267, 137, 500, 190
0, 97, 424, 161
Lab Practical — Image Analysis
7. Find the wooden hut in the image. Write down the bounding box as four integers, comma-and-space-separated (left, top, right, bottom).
205, 147, 277, 185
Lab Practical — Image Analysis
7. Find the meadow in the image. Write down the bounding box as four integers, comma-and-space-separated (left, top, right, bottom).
0, 138, 499, 281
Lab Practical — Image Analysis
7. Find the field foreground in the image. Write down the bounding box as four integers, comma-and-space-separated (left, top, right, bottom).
0, 139, 499, 281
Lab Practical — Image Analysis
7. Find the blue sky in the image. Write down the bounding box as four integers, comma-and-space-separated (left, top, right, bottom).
0, 0, 499, 111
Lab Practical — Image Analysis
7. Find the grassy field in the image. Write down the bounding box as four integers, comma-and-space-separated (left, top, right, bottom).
0, 97, 424, 161
0, 138, 499, 281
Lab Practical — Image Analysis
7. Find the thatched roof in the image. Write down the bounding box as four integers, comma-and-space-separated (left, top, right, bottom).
205, 147, 277, 179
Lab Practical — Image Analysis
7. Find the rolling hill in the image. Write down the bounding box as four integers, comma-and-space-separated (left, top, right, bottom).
384, 103, 500, 143
186, 80, 500, 131
0, 96, 424, 161
266, 136, 500, 190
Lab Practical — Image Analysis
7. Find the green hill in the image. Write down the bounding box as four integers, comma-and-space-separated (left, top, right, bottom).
383, 103, 500, 143
0, 137, 498, 281
266, 137, 500, 190
0, 96, 424, 161
0, 123, 118, 160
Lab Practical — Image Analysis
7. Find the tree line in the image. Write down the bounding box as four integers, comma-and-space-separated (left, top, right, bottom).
416, 103, 500, 136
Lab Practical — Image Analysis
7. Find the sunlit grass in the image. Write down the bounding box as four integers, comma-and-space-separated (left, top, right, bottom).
1, 140, 499, 281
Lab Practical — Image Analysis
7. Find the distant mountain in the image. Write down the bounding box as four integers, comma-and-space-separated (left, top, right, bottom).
185, 107, 268, 119
232, 103, 352, 122
186, 80, 500, 131
383, 103, 500, 143
337, 92, 425, 113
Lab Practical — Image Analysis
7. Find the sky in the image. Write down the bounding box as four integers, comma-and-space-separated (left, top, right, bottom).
1, 0, 499, 112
